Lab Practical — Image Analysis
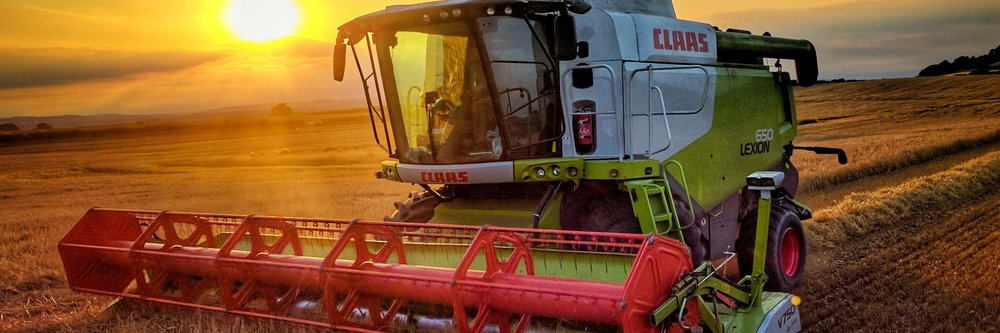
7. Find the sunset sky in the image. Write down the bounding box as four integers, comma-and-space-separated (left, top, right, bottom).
1, 0, 997, 117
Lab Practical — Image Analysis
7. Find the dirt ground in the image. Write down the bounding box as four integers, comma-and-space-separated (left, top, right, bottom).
789, 75, 1000, 333
803, 187, 1000, 332
1, 75, 998, 332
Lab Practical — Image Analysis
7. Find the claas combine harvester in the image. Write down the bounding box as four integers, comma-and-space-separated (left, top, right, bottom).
59, 1, 849, 332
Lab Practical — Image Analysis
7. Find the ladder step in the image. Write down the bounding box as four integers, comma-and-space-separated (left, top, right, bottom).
653, 215, 672, 222
642, 186, 663, 195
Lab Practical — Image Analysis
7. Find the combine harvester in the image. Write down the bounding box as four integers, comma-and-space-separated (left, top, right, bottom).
59, 1, 847, 332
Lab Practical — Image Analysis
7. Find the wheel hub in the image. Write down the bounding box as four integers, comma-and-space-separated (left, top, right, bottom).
779, 227, 801, 277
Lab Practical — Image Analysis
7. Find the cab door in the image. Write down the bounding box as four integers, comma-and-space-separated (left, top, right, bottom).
625, 63, 716, 159
560, 61, 624, 159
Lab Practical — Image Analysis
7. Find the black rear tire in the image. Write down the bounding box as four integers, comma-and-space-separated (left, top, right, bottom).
736, 207, 806, 291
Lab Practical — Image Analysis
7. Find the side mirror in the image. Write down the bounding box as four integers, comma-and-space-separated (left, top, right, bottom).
333, 43, 347, 82
555, 14, 578, 61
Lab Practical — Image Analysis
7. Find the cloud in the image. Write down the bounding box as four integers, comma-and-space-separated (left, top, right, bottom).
0, 45, 358, 117
217, 37, 336, 59
275, 37, 335, 59
0, 48, 228, 89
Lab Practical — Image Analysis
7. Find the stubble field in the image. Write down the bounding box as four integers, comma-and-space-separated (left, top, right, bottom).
1, 75, 998, 332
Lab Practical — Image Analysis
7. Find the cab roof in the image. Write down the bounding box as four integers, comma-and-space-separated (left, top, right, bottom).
338, 0, 675, 42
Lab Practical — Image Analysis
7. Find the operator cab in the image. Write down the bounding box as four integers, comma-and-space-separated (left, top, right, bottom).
335, 2, 582, 165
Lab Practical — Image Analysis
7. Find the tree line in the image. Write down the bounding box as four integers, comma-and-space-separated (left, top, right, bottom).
919, 44, 1000, 76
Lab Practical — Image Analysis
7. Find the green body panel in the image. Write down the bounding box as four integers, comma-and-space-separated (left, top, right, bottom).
537, 191, 564, 230
218, 233, 635, 283
746, 194, 772, 306
381, 158, 662, 184
425, 184, 563, 229
666, 67, 796, 210
512, 158, 661, 182
424, 158, 666, 235
390, 158, 668, 239
513, 158, 586, 182
582, 159, 660, 180
430, 197, 538, 228
716, 292, 794, 332
380, 161, 402, 182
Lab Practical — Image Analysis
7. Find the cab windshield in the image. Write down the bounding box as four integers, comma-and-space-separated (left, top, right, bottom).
380, 22, 498, 164
377, 18, 560, 165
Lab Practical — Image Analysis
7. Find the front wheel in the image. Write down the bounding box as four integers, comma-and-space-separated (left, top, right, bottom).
559, 181, 642, 234
737, 207, 806, 291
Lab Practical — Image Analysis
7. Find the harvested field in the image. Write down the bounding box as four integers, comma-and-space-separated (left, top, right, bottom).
792, 75, 1000, 196
800, 153, 1000, 332
793, 76, 1000, 332
1, 75, 999, 332
0, 111, 416, 332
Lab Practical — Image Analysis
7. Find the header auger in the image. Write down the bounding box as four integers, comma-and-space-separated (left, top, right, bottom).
61, 0, 847, 332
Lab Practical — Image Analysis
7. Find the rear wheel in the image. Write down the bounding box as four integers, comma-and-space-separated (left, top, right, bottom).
737, 207, 806, 291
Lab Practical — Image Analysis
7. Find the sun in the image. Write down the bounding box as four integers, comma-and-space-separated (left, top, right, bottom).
225, 0, 301, 42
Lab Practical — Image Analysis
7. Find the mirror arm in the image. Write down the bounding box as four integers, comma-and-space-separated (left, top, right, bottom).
787, 144, 849, 165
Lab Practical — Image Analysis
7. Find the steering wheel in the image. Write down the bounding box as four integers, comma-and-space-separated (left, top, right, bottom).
429, 98, 456, 119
